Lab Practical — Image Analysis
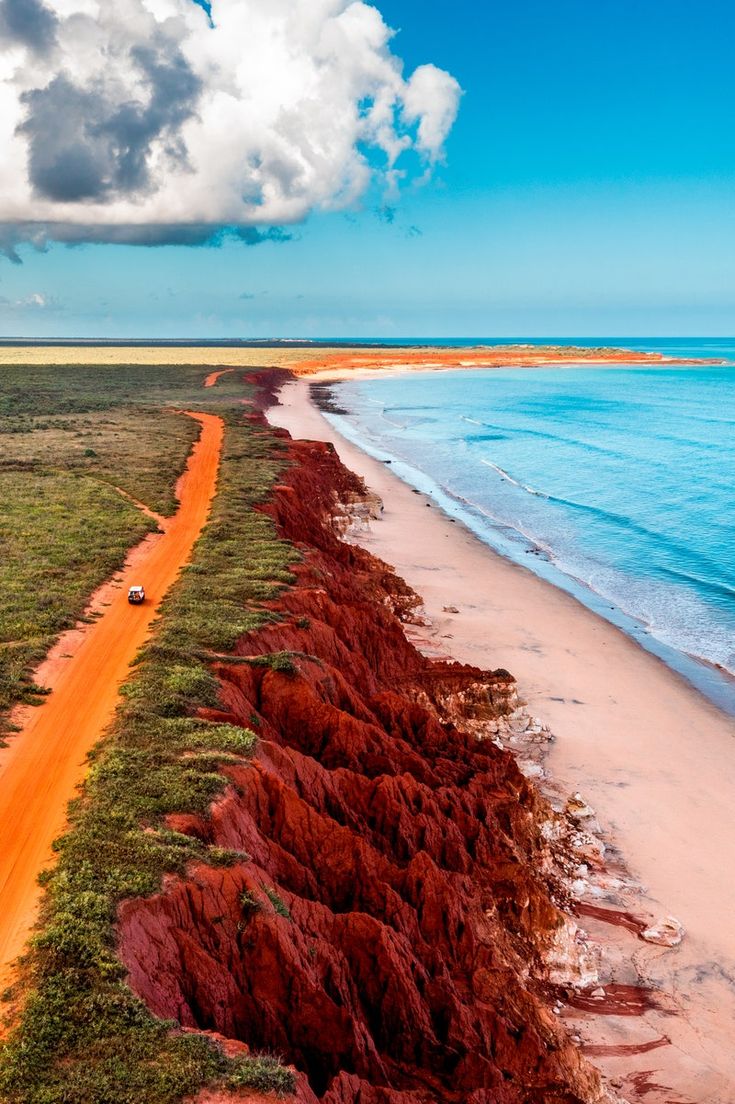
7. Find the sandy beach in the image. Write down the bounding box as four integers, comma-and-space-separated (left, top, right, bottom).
270, 377, 735, 1104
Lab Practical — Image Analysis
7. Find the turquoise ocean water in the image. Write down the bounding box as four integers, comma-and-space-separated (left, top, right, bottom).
322, 340, 735, 715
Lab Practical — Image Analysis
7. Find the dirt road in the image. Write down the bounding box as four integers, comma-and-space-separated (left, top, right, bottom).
0, 410, 223, 993
203, 368, 234, 387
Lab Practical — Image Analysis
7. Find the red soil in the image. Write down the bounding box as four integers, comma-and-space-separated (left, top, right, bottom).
204, 368, 236, 387
582, 1038, 669, 1060
575, 903, 650, 939
561, 985, 659, 1018
118, 430, 608, 1103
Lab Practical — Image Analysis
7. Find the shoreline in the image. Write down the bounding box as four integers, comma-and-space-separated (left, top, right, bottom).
269, 377, 735, 1104
314, 389, 735, 717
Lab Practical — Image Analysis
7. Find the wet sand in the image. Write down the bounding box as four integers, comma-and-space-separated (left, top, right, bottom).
269, 378, 735, 1104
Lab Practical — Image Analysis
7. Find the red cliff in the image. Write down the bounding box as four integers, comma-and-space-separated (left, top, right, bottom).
118, 433, 611, 1104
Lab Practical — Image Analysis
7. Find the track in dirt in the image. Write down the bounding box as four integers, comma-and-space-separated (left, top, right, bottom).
203, 368, 234, 388
0, 409, 223, 994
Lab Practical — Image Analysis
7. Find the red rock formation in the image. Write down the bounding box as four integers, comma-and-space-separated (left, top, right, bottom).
119, 431, 609, 1103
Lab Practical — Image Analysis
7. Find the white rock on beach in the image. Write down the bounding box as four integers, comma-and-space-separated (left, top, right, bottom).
640, 915, 685, 947
543, 916, 600, 989
565, 792, 596, 820
518, 760, 545, 781
570, 830, 606, 863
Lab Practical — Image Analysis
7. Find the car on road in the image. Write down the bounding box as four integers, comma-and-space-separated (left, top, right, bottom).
127, 585, 145, 604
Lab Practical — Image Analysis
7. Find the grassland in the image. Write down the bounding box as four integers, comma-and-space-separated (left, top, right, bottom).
0, 345, 342, 369
0, 409, 199, 515
0, 361, 302, 1100
0, 472, 156, 721
0, 363, 234, 732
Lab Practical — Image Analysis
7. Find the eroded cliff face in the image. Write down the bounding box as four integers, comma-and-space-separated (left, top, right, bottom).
118, 432, 608, 1104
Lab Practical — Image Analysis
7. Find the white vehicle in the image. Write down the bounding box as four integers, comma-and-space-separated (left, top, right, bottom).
127, 585, 146, 605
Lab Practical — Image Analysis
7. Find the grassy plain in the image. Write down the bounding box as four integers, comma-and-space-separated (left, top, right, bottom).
0, 362, 237, 730
0, 346, 334, 368
0, 357, 303, 1100
0, 472, 155, 721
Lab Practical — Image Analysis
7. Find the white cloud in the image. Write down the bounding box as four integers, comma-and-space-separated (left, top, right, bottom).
403, 64, 462, 160
0, 290, 63, 308
0, 0, 461, 259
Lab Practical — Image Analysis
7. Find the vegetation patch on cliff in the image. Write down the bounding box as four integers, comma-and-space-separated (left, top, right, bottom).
0, 372, 298, 1103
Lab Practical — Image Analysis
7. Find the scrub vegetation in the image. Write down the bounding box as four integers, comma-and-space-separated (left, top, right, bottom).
0, 471, 156, 724
0, 363, 230, 733
0, 364, 299, 1100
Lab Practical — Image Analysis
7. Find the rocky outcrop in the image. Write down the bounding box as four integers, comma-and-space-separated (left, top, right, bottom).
118, 432, 614, 1103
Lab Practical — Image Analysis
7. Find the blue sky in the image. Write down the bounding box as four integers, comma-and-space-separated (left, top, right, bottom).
2, 0, 735, 338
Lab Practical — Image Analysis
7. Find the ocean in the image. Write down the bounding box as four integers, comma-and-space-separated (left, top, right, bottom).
319, 340, 735, 715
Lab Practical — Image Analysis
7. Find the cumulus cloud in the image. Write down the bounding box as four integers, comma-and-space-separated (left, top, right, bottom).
0, 0, 57, 54
0, 0, 461, 260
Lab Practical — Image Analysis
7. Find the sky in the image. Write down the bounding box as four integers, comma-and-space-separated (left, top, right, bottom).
1, 0, 734, 338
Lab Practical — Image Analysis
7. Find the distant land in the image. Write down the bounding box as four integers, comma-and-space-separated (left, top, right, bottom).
0, 336, 733, 351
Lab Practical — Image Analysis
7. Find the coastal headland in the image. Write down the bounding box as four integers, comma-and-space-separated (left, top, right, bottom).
0, 348, 732, 1104
0, 341, 725, 374
286, 343, 725, 380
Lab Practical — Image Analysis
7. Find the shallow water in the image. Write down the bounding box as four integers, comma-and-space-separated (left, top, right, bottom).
326, 350, 735, 710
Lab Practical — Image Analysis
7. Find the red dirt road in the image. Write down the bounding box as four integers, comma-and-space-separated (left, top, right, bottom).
0, 411, 223, 994
203, 368, 234, 388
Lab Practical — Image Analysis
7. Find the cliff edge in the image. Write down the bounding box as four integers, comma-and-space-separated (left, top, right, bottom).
118, 429, 615, 1104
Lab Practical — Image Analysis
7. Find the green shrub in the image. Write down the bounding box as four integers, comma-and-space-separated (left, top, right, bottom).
227, 1054, 296, 1095
264, 887, 291, 919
